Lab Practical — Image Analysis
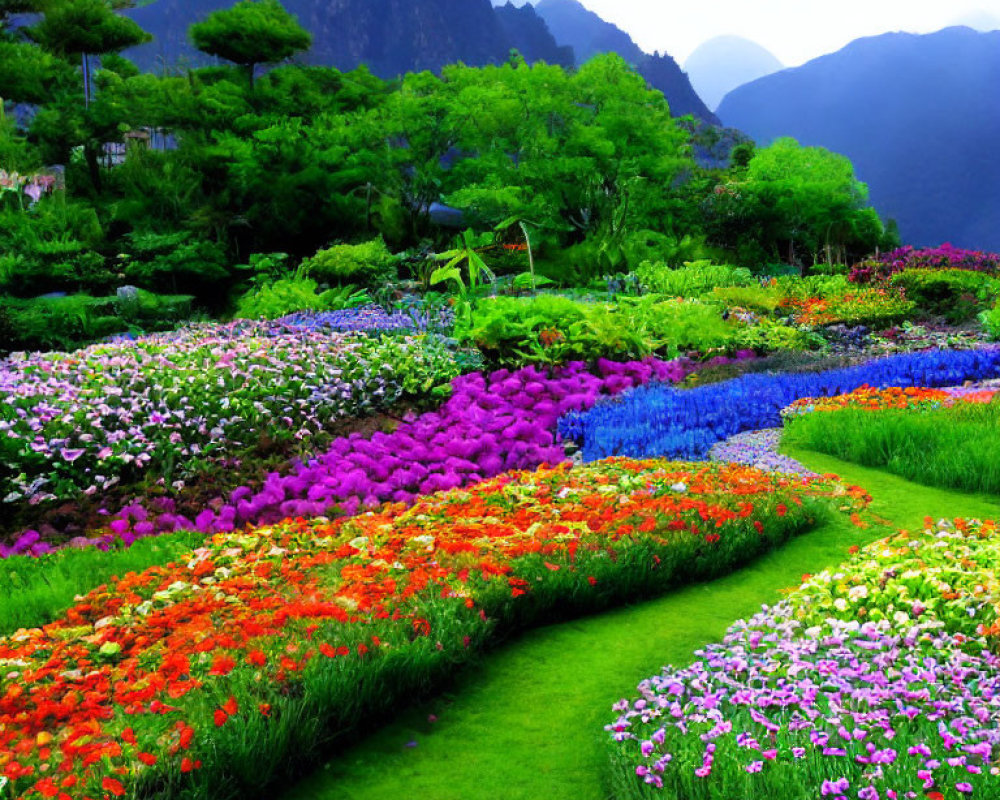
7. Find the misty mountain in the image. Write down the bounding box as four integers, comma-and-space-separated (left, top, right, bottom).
533, 0, 719, 123
684, 35, 783, 111
125, 0, 570, 77
717, 26, 1000, 251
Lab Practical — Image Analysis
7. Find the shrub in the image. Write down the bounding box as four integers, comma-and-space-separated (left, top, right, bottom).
849, 243, 1000, 283
636, 260, 754, 297
302, 237, 398, 289
466, 295, 737, 366
122, 235, 230, 301
890, 268, 998, 323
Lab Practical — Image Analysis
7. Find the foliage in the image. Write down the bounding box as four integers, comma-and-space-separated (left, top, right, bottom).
635, 260, 754, 297
189, 0, 312, 84
0, 458, 832, 800
301, 237, 398, 290
784, 387, 1000, 494
980, 300, 1000, 340
889, 268, 998, 323
0, 290, 192, 352
466, 295, 738, 366
703, 137, 893, 268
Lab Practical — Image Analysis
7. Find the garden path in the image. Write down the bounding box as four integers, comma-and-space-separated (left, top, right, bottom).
282, 448, 1000, 800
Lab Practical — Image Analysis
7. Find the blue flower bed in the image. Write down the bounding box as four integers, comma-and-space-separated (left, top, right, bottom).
558, 348, 1000, 461
278, 304, 453, 334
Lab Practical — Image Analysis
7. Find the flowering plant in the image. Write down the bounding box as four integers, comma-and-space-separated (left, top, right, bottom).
608, 519, 1000, 800
0, 458, 840, 800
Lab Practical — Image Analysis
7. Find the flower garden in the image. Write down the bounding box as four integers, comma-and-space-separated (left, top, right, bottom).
5, 244, 1000, 800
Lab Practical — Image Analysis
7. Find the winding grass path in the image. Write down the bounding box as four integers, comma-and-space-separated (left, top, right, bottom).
283, 449, 1000, 800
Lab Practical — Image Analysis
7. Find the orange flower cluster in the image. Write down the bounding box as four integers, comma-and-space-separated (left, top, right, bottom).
0, 459, 851, 799
784, 384, 999, 418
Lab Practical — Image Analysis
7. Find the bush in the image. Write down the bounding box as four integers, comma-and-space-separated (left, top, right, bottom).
890, 268, 998, 323
302, 237, 398, 289
636, 260, 754, 297
122, 233, 230, 301
467, 295, 737, 366
234, 276, 370, 320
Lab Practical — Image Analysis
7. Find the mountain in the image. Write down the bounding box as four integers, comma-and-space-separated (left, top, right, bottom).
494, 2, 575, 70
717, 27, 1000, 252
533, 0, 719, 123
125, 0, 570, 77
683, 35, 783, 111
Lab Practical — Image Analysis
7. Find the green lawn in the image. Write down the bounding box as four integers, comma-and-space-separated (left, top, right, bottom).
282, 448, 1000, 800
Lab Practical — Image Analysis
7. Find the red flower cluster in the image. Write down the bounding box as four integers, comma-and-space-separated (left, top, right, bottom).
0, 459, 854, 799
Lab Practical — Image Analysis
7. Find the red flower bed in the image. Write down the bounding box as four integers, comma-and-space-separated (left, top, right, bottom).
0, 460, 858, 800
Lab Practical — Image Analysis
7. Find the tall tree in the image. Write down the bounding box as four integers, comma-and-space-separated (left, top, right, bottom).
189, 0, 311, 88
29, 0, 150, 105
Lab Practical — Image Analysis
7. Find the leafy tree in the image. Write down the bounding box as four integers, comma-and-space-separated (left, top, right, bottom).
29, 0, 150, 104
189, 0, 312, 87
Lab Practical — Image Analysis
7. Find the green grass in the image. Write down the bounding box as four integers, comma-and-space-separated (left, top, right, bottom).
784, 400, 1000, 495
282, 449, 1000, 800
0, 530, 205, 635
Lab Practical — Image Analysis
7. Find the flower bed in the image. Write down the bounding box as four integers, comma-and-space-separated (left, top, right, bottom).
559, 349, 1000, 462
782, 385, 1000, 495
0, 322, 458, 508
850, 243, 1000, 284
277, 304, 454, 334
0, 323, 460, 552
132, 359, 689, 540
607, 518, 1000, 800
0, 459, 842, 800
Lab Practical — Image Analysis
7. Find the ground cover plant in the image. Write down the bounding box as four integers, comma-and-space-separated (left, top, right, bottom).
783, 385, 1000, 495
102, 358, 693, 544
607, 516, 1000, 800
0, 459, 846, 800
559, 348, 1000, 462
0, 321, 458, 550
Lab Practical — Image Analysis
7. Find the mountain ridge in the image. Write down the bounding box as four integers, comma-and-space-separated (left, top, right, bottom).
717, 26, 1000, 251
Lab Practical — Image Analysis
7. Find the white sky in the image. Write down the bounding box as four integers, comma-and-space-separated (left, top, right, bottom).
525, 1, 1000, 66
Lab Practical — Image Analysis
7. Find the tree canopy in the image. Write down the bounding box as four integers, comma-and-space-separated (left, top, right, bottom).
189, 0, 312, 85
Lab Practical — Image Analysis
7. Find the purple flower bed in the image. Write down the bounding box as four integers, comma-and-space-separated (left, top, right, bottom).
277, 304, 454, 334
850, 243, 1000, 284
607, 519, 1000, 800
11, 356, 758, 556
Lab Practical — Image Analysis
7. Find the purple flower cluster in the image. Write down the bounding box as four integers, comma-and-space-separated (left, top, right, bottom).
277, 304, 454, 334
50, 358, 682, 550
850, 244, 1000, 284
608, 522, 1000, 799
708, 428, 817, 476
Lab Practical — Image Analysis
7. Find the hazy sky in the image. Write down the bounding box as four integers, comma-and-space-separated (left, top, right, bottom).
523, 1, 1000, 66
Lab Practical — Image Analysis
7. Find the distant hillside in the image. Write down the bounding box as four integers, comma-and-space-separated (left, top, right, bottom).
717, 27, 1000, 251
125, 0, 570, 76
684, 35, 783, 111
533, 0, 719, 123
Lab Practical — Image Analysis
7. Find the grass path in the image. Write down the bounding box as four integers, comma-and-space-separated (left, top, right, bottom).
283, 450, 1000, 800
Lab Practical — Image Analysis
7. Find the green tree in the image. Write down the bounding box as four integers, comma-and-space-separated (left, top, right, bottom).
189, 0, 312, 88
29, 0, 150, 105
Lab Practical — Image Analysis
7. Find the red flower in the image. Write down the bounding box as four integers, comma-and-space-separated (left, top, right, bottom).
209, 653, 236, 676
137, 752, 158, 766
102, 777, 126, 797
245, 649, 267, 667
180, 757, 202, 773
